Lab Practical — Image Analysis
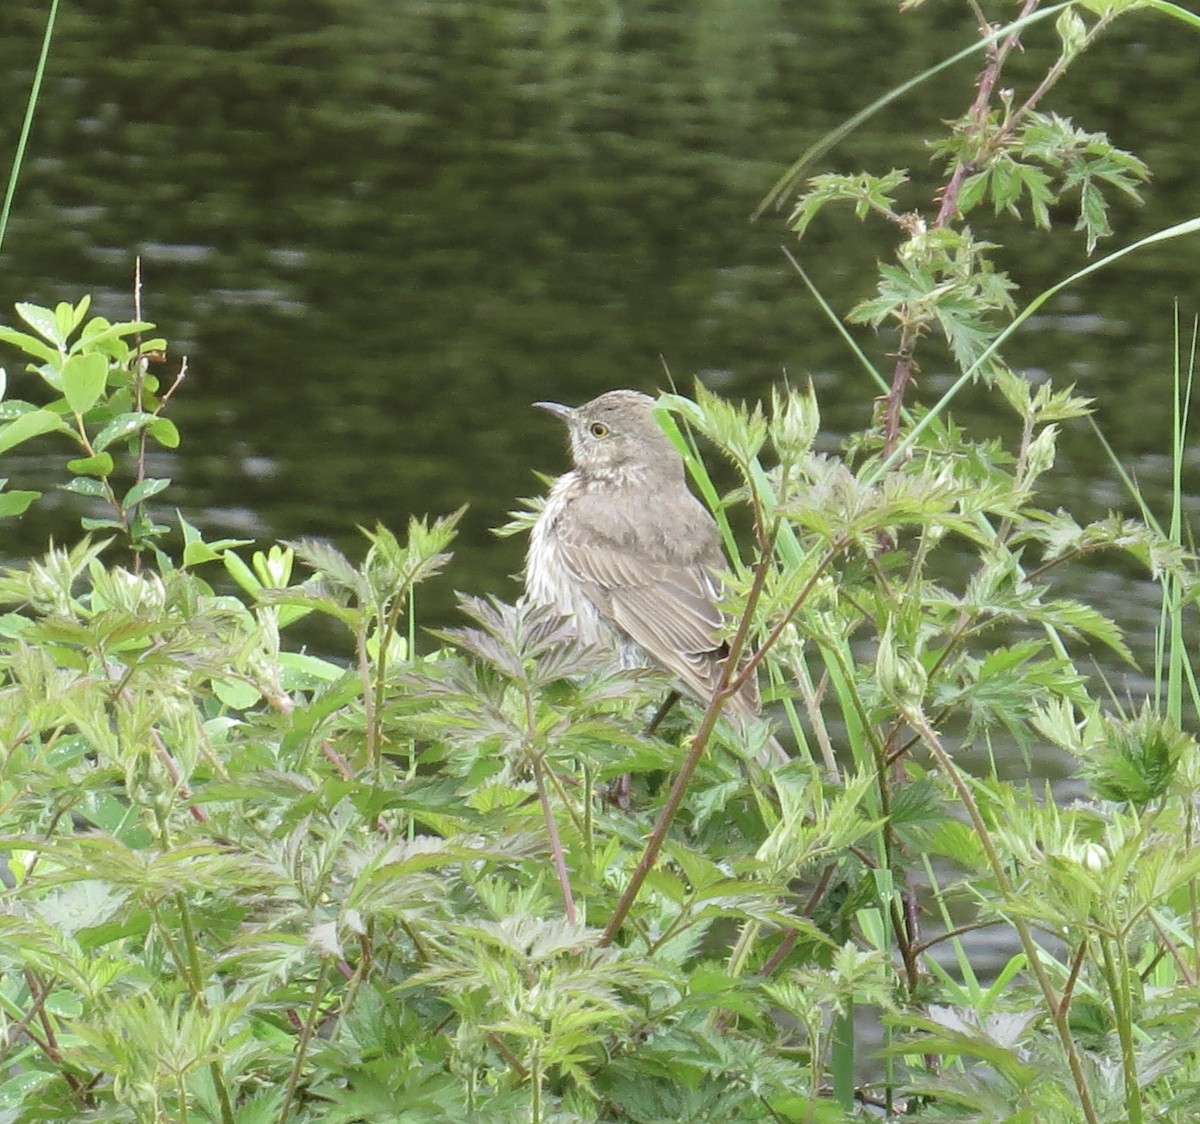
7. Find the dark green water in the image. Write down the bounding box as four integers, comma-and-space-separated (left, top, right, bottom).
0, 0, 1197, 696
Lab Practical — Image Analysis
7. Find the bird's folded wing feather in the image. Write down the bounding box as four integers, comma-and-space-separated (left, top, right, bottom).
555, 531, 740, 706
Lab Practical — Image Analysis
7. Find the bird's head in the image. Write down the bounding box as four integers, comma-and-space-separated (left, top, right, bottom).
535, 390, 683, 483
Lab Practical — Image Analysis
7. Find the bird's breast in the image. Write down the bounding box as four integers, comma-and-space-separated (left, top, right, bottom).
526, 474, 609, 646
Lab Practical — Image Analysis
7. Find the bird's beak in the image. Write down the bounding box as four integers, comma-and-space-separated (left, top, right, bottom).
533, 401, 573, 422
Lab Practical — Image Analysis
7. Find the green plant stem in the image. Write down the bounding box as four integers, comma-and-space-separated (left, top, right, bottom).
357, 626, 378, 768
371, 591, 407, 762
278, 959, 333, 1124
1099, 935, 1143, 1124
173, 892, 205, 994
530, 1042, 542, 1124
0, 0, 59, 255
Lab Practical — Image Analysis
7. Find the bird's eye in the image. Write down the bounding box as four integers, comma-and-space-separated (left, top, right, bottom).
588, 421, 610, 438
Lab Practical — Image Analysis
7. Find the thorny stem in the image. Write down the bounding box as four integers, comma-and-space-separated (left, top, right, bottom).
882, 321, 922, 457
910, 917, 1005, 957
21, 969, 87, 1095
934, 0, 1040, 227
643, 689, 680, 737
886, 0, 1115, 452
1058, 937, 1090, 1017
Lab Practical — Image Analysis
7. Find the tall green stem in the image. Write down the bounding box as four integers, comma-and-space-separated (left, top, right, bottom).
0, 0, 59, 255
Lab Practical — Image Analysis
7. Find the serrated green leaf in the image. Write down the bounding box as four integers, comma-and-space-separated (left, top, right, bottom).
0, 408, 62, 455
956, 169, 989, 214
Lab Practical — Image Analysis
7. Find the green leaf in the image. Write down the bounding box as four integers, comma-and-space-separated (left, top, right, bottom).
0, 325, 59, 365
94, 411, 155, 452
148, 416, 180, 448
182, 540, 223, 566
789, 168, 909, 238
1055, 6, 1087, 58
66, 452, 115, 476
0, 409, 62, 455
61, 477, 109, 497
62, 352, 110, 415
212, 676, 262, 710
0, 398, 42, 421
74, 317, 155, 352
0, 489, 39, 517
55, 298, 90, 345
15, 302, 65, 346
122, 477, 170, 508
223, 550, 263, 595
279, 651, 344, 688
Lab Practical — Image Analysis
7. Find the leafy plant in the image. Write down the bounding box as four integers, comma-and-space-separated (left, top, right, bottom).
0, 2, 1198, 1123
0, 294, 180, 556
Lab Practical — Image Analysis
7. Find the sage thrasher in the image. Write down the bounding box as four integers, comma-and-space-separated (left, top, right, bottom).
525, 389, 786, 766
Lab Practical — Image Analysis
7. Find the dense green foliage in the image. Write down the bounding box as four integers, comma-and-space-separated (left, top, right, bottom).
0, 2, 1199, 1122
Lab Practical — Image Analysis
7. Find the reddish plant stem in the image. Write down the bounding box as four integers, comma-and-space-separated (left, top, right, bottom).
758, 863, 836, 977
882, 323, 920, 457
598, 532, 779, 947
534, 759, 577, 926
885, 0, 1041, 452
935, 0, 1041, 227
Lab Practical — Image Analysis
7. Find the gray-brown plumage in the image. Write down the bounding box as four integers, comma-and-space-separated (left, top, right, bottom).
525, 389, 786, 766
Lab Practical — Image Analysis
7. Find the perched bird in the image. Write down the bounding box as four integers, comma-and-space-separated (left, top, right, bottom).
525, 389, 786, 766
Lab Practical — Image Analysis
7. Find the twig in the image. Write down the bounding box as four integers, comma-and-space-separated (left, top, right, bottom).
534, 759, 577, 926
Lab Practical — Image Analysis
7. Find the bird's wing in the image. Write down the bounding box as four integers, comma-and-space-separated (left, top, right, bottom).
555, 523, 747, 709
552, 496, 781, 763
